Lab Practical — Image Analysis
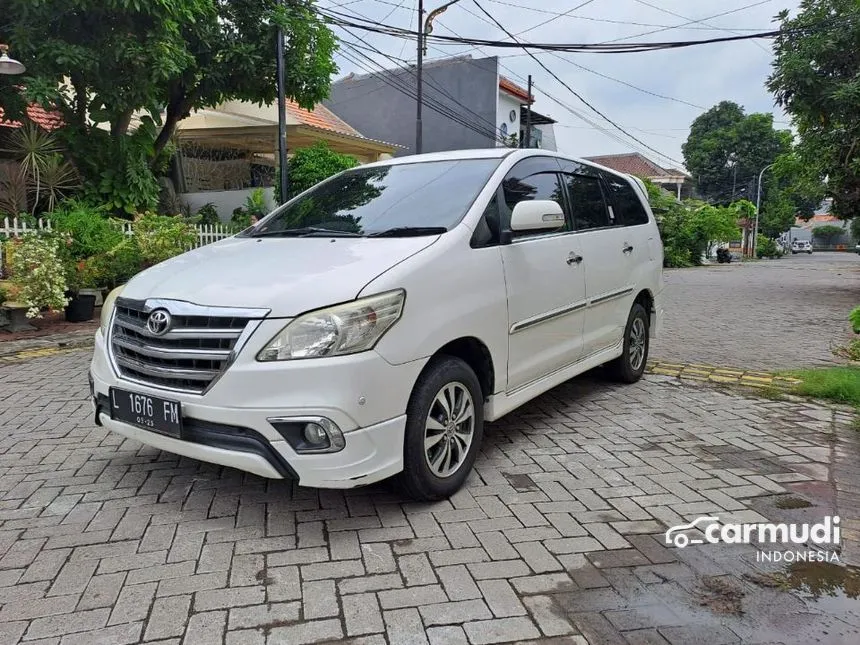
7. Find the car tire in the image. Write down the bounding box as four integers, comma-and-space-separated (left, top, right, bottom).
399, 356, 484, 501
606, 303, 650, 383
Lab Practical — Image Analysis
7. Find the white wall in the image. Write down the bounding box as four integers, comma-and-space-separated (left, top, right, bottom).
535, 124, 558, 152
496, 92, 522, 146
180, 188, 276, 222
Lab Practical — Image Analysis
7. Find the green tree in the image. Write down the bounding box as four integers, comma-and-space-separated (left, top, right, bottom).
287, 142, 360, 198
1, 0, 337, 212
768, 0, 860, 218
682, 101, 792, 203
812, 225, 845, 246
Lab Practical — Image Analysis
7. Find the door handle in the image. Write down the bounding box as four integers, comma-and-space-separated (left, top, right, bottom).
566, 253, 583, 266
622, 243, 634, 254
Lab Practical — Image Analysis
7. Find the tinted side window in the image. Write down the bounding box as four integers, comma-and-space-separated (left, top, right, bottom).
604, 173, 650, 226
564, 174, 609, 231
500, 157, 567, 234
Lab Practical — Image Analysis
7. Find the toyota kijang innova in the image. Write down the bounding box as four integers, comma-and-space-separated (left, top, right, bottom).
90, 148, 663, 500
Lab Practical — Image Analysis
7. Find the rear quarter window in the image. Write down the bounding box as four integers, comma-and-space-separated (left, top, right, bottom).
603, 173, 650, 226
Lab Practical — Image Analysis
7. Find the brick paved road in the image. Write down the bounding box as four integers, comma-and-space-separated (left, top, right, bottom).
652, 252, 860, 371
1, 350, 858, 645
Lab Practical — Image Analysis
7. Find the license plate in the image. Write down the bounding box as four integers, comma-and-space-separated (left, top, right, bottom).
109, 387, 182, 438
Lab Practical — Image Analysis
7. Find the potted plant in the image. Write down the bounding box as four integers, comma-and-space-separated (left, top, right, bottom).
64, 258, 99, 322
7, 235, 68, 320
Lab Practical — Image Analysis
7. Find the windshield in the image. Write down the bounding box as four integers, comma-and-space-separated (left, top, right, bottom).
245, 158, 501, 238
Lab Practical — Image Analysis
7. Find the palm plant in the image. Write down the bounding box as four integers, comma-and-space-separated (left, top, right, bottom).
0, 163, 28, 216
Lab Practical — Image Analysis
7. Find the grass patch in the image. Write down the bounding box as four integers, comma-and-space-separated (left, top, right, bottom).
786, 367, 860, 406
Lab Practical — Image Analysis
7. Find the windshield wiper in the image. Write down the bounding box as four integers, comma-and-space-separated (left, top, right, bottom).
250, 227, 361, 238
368, 226, 448, 238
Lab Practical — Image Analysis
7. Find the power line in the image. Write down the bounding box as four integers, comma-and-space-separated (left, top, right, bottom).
511, 0, 596, 39
606, 0, 775, 45
468, 0, 684, 166
317, 5, 797, 52
328, 6, 508, 142
482, 0, 774, 31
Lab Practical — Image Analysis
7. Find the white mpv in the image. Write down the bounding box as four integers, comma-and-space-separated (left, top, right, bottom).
90, 149, 663, 500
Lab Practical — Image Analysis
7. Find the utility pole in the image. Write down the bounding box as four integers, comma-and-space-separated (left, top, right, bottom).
415, 0, 424, 155
275, 0, 289, 203
416, 1, 460, 155
753, 163, 775, 259
524, 75, 533, 148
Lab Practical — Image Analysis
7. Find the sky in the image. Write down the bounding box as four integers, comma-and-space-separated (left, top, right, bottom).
317, 0, 802, 171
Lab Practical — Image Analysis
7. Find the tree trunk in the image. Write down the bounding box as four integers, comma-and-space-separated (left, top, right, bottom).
151, 84, 198, 165
111, 110, 134, 137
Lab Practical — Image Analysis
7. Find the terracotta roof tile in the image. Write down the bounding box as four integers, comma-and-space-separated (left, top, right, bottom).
499, 76, 531, 103
584, 153, 673, 178
0, 104, 64, 130
286, 100, 361, 137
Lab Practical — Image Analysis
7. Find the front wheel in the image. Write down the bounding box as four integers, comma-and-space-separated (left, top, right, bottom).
399, 356, 484, 500
605, 303, 649, 383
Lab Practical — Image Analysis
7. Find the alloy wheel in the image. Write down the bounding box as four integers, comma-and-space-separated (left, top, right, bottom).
423, 382, 475, 478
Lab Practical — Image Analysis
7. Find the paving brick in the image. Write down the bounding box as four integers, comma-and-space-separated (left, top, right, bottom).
0, 594, 79, 622
477, 579, 527, 617
510, 573, 575, 596
302, 579, 339, 619
427, 625, 469, 645
463, 616, 540, 644
339, 573, 403, 595
25, 608, 110, 640
343, 592, 385, 636
378, 584, 447, 610
467, 559, 530, 580
398, 553, 437, 586
144, 595, 191, 641
108, 582, 156, 626
522, 595, 575, 637
195, 586, 265, 611
436, 565, 482, 601
418, 599, 492, 626
266, 546, 328, 567
266, 619, 343, 645
157, 571, 228, 597
228, 602, 300, 630
229, 553, 263, 587
77, 572, 126, 611
183, 610, 227, 645
302, 559, 364, 581
58, 621, 143, 645
515, 541, 563, 573
384, 608, 428, 645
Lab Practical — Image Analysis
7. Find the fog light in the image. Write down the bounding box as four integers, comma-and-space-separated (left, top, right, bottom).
303, 422, 329, 446
268, 416, 346, 454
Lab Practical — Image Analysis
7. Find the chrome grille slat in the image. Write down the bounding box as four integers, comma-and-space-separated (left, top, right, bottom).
109, 299, 267, 394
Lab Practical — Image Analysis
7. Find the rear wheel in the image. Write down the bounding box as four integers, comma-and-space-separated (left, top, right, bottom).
606, 303, 649, 383
399, 356, 484, 500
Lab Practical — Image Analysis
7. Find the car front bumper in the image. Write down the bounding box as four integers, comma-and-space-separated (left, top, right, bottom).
90, 329, 426, 488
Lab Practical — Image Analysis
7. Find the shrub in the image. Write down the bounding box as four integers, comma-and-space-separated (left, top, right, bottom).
0, 285, 7, 306
850, 306, 860, 334
47, 200, 125, 259
196, 203, 220, 226
756, 235, 781, 259
132, 213, 196, 266
286, 142, 359, 199
8, 235, 69, 317
231, 207, 251, 231
245, 188, 268, 220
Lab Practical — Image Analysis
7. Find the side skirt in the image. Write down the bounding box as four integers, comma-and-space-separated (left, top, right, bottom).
484, 342, 623, 422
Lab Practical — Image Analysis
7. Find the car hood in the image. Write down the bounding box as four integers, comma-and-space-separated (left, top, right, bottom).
121, 235, 437, 317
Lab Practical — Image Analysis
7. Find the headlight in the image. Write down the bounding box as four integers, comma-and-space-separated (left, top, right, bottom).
257, 290, 405, 361
100, 286, 125, 335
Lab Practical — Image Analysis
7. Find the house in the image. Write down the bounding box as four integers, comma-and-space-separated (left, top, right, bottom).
584, 153, 691, 199
173, 100, 399, 218
785, 199, 853, 250
323, 55, 557, 155
1, 100, 399, 221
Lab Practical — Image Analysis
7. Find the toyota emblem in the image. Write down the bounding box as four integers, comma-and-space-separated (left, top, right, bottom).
146, 309, 172, 336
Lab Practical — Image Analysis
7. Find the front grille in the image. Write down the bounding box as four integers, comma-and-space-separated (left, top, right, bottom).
109, 298, 266, 394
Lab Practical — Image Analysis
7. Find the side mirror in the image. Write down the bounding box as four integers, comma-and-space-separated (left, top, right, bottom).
510, 200, 565, 232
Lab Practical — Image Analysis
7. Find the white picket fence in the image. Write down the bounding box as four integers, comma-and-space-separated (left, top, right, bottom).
0, 216, 233, 247
0, 216, 234, 278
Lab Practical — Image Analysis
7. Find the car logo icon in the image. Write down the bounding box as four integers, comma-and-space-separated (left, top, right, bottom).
146, 309, 172, 336
664, 516, 720, 548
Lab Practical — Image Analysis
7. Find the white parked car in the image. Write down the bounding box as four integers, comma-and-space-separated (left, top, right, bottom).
90, 149, 664, 500
791, 239, 813, 254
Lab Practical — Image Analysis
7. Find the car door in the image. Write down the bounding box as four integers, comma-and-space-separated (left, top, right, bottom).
559, 161, 633, 356
495, 157, 588, 392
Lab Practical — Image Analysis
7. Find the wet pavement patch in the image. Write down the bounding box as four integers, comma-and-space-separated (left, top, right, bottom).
695, 575, 746, 615
775, 495, 814, 509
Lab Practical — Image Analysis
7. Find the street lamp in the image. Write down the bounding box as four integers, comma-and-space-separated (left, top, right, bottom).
415, 0, 460, 154
0, 44, 26, 75
753, 162, 776, 258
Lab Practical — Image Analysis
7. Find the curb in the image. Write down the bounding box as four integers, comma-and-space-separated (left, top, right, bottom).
0, 336, 95, 363
646, 361, 801, 391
